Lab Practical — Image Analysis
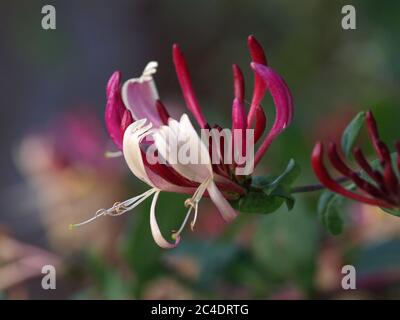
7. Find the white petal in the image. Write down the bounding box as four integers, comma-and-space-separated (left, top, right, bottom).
207, 180, 238, 221
153, 113, 213, 183
123, 121, 154, 187
123, 120, 198, 194
150, 191, 180, 249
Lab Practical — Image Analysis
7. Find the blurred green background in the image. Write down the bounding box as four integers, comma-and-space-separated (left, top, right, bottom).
0, 0, 399, 299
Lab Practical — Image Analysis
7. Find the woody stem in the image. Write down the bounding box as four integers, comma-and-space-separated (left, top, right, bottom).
290, 176, 350, 194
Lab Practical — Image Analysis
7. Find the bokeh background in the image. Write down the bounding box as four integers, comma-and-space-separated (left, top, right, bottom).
0, 0, 399, 299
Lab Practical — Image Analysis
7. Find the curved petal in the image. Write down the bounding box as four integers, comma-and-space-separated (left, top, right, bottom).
123, 120, 199, 194
121, 62, 164, 127
150, 191, 180, 249
153, 114, 213, 183
145, 166, 198, 194
105, 71, 130, 149
123, 120, 155, 186
207, 180, 238, 221
252, 63, 294, 166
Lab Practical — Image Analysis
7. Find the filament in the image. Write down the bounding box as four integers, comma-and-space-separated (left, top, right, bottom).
69, 188, 157, 229
172, 177, 211, 238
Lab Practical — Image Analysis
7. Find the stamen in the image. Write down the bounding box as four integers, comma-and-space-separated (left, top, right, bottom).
69, 188, 157, 229
69, 209, 106, 229
172, 205, 194, 239
184, 198, 194, 208
171, 177, 211, 238
184, 198, 198, 231
190, 204, 199, 231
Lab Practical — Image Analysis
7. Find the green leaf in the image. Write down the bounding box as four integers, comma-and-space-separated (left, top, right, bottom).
263, 159, 300, 211
271, 185, 296, 210
236, 191, 284, 214
233, 159, 301, 214
341, 111, 365, 158
317, 190, 344, 235
251, 175, 277, 189
265, 159, 301, 194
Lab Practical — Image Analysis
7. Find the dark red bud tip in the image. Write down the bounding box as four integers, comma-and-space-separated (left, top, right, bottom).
383, 162, 399, 194
232, 64, 245, 101
247, 35, 267, 65
311, 142, 324, 164
377, 140, 392, 163
365, 110, 380, 140
172, 42, 207, 128
353, 146, 384, 186
327, 142, 352, 177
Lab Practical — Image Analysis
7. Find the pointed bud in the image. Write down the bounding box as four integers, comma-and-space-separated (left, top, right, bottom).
247, 35, 267, 65
232, 64, 245, 101
173, 44, 207, 128
247, 35, 268, 127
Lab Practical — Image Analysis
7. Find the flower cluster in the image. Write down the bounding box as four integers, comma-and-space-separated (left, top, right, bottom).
312, 111, 399, 210
71, 35, 293, 248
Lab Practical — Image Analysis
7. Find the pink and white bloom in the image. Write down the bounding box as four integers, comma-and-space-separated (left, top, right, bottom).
72, 35, 294, 248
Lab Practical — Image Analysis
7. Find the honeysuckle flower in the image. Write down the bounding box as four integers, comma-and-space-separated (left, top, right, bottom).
72, 35, 294, 248
312, 111, 399, 210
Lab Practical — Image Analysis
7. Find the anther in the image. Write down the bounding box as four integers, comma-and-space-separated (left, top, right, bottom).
184, 198, 195, 208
